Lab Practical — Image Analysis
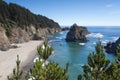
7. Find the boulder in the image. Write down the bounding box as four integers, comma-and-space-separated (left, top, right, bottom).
62, 27, 70, 31
0, 27, 10, 51
66, 23, 89, 42
104, 37, 120, 54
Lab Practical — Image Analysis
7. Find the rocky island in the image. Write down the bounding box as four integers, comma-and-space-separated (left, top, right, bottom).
104, 37, 120, 54
66, 23, 89, 42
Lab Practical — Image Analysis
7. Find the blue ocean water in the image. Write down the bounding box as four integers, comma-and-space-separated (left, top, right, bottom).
47, 27, 120, 80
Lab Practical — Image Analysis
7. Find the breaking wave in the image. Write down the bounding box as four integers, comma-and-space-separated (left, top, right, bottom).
86, 33, 104, 38
112, 37, 119, 41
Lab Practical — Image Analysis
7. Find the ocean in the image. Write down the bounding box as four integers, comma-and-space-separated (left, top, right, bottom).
47, 26, 120, 80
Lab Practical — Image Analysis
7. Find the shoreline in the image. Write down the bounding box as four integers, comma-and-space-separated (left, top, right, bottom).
0, 40, 43, 80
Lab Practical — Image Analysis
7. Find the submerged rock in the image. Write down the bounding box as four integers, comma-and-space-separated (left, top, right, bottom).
66, 23, 89, 42
104, 37, 120, 54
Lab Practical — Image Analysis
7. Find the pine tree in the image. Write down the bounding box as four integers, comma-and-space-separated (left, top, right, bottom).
7, 55, 23, 80
101, 45, 120, 80
116, 44, 120, 68
26, 40, 69, 80
37, 41, 54, 61
78, 41, 110, 80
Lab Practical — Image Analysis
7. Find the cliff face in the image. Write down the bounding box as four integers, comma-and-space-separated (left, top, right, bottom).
0, 1, 61, 51
66, 24, 89, 42
0, 25, 61, 51
0, 27, 10, 51
10, 28, 30, 43
33, 28, 61, 40
104, 37, 120, 54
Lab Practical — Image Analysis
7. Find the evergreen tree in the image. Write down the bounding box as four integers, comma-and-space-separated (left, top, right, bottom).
37, 41, 54, 61
78, 41, 110, 80
26, 40, 69, 80
116, 45, 120, 68
7, 55, 23, 80
105, 44, 120, 80
102, 45, 120, 80
26, 61, 69, 80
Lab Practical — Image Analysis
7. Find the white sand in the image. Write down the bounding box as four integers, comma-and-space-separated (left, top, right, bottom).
0, 40, 43, 80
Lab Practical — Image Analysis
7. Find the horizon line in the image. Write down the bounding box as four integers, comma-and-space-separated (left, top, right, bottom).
60, 25, 120, 27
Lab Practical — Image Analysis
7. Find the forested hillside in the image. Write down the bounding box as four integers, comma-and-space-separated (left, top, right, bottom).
0, 0, 61, 51
0, 0, 60, 30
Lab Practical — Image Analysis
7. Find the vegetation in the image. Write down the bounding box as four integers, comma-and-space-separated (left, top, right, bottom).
78, 41, 120, 80
8, 41, 69, 80
0, 0, 60, 36
26, 40, 69, 80
7, 40, 120, 80
37, 41, 54, 61
116, 45, 120, 68
26, 60, 69, 80
8, 55, 23, 80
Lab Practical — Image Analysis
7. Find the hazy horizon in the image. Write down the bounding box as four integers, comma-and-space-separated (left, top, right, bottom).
6, 0, 120, 26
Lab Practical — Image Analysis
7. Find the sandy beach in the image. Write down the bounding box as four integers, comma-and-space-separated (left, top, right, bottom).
0, 40, 43, 80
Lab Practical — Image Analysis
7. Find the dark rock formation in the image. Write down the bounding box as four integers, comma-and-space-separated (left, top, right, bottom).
0, 27, 10, 51
104, 37, 120, 54
66, 23, 89, 42
62, 27, 70, 31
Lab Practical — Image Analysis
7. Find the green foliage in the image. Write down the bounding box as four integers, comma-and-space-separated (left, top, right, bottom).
0, 0, 60, 36
7, 55, 23, 80
37, 41, 54, 60
26, 40, 69, 80
78, 41, 120, 80
26, 60, 69, 80
116, 45, 120, 67
102, 63, 120, 80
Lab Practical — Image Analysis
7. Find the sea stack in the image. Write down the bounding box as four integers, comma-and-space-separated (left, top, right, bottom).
66, 23, 89, 42
104, 37, 120, 54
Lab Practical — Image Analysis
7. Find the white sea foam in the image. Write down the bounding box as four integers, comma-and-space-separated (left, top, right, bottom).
77, 64, 84, 67
93, 42, 96, 45
102, 40, 109, 44
79, 43, 85, 46
112, 37, 119, 41
86, 33, 104, 38
52, 51, 54, 54
50, 40, 61, 42
56, 37, 63, 39
60, 32, 64, 34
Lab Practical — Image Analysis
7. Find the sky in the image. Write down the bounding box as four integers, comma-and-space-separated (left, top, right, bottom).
5, 0, 120, 26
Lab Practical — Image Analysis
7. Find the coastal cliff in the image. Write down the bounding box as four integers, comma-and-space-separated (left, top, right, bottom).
66, 24, 89, 42
0, 27, 10, 51
104, 37, 120, 54
0, 1, 61, 51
